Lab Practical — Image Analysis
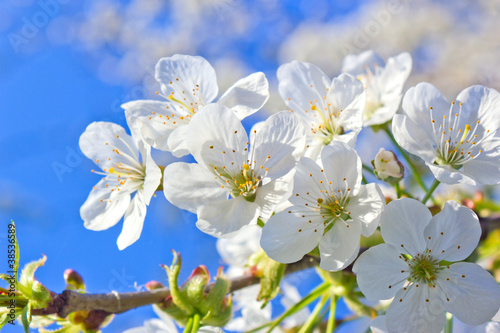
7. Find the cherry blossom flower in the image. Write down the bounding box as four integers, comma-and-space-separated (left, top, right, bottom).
277, 61, 366, 159
353, 199, 500, 333
123, 54, 269, 157
342, 50, 412, 126
260, 142, 385, 271
393, 83, 500, 185
79, 122, 162, 250
163, 104, 306, 238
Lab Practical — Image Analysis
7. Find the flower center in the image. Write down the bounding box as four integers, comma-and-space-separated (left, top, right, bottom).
213, 163, 267, 203
429, 102, 488, 169
308, 104, 345, 145
408, 251, 440, 286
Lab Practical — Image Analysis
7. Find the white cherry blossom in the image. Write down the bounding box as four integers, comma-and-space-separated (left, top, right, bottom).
260, 142, 385, 271
342, 50, 412, 126
393, 83, 500, 185
163, 104, 306, 238
123, 54, 269, 157
278, 61, 366, 159
79, 122, 162, 250
353, 199, 500, 333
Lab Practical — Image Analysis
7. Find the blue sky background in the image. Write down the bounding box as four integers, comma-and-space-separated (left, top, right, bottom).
0, 1, 370, 331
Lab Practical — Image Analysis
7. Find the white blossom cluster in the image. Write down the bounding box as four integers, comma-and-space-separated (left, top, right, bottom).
79, 52, 500, 332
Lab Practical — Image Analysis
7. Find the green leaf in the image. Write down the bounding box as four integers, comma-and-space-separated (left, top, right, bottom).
19, 255, 47, 289
257, 256, 285, 302
21, 301, 32, 333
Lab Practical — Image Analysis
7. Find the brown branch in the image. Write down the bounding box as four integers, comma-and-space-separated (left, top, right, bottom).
31, 255, 320, 318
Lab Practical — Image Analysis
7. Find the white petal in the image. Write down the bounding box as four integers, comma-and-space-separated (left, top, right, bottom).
392, 115, 436, 162
348, 183, 385, 237
217, 72, 269, 120
456, 85, 500, 131
79, 122, 140, 171
321, 141, 362, 196
464, 145, 500, 185
342, 50, 385, 76
278, 61, 331, 112
439, 262, 500, 326
186, 104, 247, 175
380, 198, 430, 255
326, 73, 365, 131
155, 54, 218, 104
143, 147, 162, 205
166, 125, 190, 157
255, 170, 295, 219
197, 197, 259, 238
426, 162, 477, 185
370, 316, 388, 333
402, 82, 450, 129
319, 219, 362, 271
352, 244, 409, 301
117, 192, 147, 250
379, 52, 412, 101
252, 111, 306, 180
163, 162, 227, 214
260, 208, 323, 264
289, 157, 326, 207
81, 179, 131, 231
386, 284, 446, 333
123, 100, 183, 151
425, 201, 481, 262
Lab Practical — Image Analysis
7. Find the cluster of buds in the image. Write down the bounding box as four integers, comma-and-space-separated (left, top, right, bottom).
372, 148, 404, 183
157, 252, 232, 329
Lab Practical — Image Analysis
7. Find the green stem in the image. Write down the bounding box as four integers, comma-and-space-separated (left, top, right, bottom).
383, 127, 429, 194
297, 294, 329, 333
183, 317, 193, 333
264, 282, 330, 333
422, 179, 440, 204
191, 313, 201, 333
326, 294, 338, 333
362, 164, 375, 175
445, 312, 453, 333
362, 175, 368, 185
395, 182, 402, 199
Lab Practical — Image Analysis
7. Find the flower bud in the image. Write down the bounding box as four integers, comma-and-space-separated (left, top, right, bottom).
372, 148, 404, 182
145, 280, 164, 291
64, 269, 85, 291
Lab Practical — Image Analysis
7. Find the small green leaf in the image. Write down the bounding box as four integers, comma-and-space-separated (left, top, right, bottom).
19, 255, 47, 288
21, 301, 32, 333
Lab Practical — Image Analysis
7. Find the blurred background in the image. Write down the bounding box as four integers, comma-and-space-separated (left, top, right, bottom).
1, 0, 499, 331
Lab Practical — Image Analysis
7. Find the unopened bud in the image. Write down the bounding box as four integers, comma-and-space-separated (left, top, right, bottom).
372, 148, 404, 182
145, 281, 164, 291
64, 269, 85, 291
